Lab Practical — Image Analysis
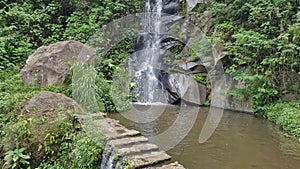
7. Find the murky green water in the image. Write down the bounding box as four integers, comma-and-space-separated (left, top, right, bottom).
109, 105, 300, 169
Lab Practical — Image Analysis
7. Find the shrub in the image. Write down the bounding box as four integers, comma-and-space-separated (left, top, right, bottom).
71, 62, 117, 113
1, 108, 79, 167
3, 147, 30, 169
0, 67, 71, 115
0, 0, 145, 69
266, 102, 300, 137
37, 131, 103, 169
0, 67, 71, 167
206, 0, 300, 111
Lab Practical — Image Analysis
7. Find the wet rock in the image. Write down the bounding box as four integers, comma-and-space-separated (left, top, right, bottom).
117, 143, 159, 156
129, 151, 171, 168
108, 136, 149, 147
20, 40, 96, 87
161, 15, 184, 30
134, 33, 155, 51
92, 118, 141, 140
180, 61, 207, 73
162, 0, 180, 15
165, 73, 206, 105
186, 0, 204, 14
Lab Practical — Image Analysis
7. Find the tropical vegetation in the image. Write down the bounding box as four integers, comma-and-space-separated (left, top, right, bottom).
0, 0, 299, 168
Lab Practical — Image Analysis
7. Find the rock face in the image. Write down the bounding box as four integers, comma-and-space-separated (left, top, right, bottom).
223, 75, 253, 113
186, 0, 204, 14
190, 11, 215, 35
162, 0, 180, 15
164, 73, 206, 105
21, 91, 81, 114
20, 40, 96, 87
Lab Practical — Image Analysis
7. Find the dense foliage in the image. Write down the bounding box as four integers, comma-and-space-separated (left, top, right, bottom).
204, 0, 300, 112
0, 0, 144, 70
266, 102, 300, 137
0, 0, 300, 168
0, 68, 104, 168
0, 1, 145, 167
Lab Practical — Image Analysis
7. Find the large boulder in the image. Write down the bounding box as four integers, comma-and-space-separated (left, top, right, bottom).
20, 40, 96, 87
18, 91, 81, 167
166, 73, 206, 105
21, 91, 81, 114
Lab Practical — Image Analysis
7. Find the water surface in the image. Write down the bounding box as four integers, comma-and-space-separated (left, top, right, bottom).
109, 105, 300, 169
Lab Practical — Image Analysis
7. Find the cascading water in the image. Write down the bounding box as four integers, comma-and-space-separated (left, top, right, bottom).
132, 0, 167, 103
100, 143, 123, 169
129, 0, 212, 106
129, 0, 181, 104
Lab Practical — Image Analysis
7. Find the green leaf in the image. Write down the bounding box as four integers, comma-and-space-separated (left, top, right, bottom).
13, 155, 19, 162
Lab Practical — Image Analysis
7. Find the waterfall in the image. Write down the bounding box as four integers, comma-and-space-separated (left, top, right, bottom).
100, 143, 122, 169
132, 0, 167, 103
130, 0, 181, 104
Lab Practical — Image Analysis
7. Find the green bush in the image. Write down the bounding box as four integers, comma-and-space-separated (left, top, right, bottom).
266, 102, 300, 137
71, 62, 118, 113
37, 132, 103, 169
97, 37, 135, 80
1, 107, 80, 167
71, 62, 100, 113
206, 0, 300, 111
0, 66, 107, 168
193, 73, 207, 85
3, 147, 30, 169
0, 0, 144, 70
0, 67, 71, 167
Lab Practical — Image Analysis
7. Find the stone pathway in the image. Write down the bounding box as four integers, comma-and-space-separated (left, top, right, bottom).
78, 115, 185, 169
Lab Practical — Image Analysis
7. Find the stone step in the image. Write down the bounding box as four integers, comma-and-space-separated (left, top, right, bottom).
109, 129, 141, 140
108, 136, 149, 148
153, 162, 185, 169
117, 143, 159, 156
92, 118, 141, 140
79, 117, 186, 169
128, 151, 171, 168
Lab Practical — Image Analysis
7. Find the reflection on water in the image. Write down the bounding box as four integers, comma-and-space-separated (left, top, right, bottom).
109, 105, 300, 169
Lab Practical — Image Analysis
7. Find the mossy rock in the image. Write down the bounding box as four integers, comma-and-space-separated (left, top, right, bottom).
2, 91, 83, 167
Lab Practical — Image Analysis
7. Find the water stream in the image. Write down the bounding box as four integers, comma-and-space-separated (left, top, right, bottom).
100, 143, 123, 169
109, 105, 300, 169
132, 0, 166, 103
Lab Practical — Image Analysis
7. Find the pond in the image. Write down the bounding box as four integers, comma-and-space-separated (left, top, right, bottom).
109, 105, 300, 169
